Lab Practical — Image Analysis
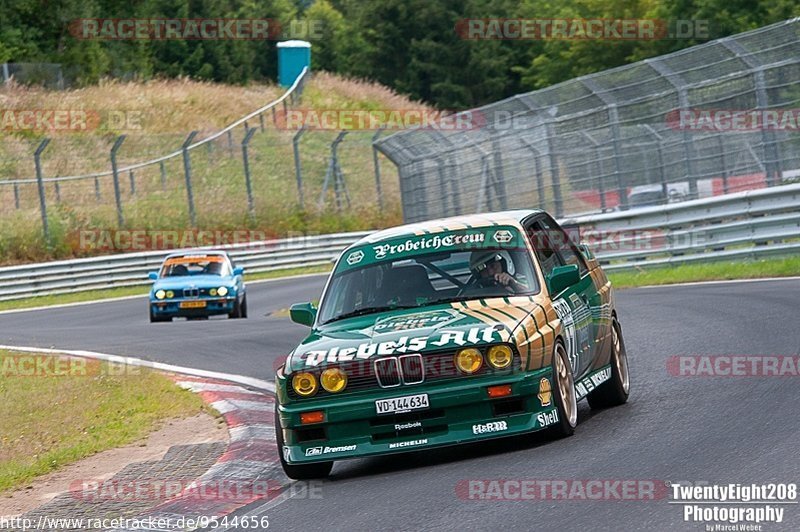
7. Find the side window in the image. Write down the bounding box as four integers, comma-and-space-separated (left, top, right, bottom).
525, 220, 563, 279
539, 216, 589, 276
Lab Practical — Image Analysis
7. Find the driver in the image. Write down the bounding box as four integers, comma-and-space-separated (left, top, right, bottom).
468, 250, 528, 293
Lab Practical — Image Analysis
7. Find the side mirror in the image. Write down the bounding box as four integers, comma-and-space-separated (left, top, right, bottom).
577, 242, 595, 260
547, 264, 580, 295
148, 271, 158, 280
233, 266, 244, 276
290, 302, 317, 327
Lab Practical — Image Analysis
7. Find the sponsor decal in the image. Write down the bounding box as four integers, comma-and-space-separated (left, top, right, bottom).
305, 445, 357, 456
373, 309, 460, 333
472, 420, 508, 435
395, 421, 423, 431
537, 378, 552, 407
575, 367, 612, 400
537, 409, 559, 427
493, 229, 514, 243
373, 232, 486, 259
302, 325, 503, 367
552, 298, 578, 371
388, 438, 428, 449
346, 250, 364, 265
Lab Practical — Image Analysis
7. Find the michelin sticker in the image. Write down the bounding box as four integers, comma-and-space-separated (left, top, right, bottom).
388, 438, 428, 449
575, 367, 612, 400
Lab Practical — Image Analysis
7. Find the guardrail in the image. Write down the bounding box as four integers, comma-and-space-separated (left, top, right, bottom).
2, 183, 798, 301
0, 231, 369, 302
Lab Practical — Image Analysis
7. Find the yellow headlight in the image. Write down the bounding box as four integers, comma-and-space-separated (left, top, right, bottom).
155, 290, 166, 300
217, 286, 228, 296
455, 348, 483, 374
487, 345, 513, 369
210, 288, 217, 296
321, 368, 348, 393
292, 372, 318, 397
166, 290, 174, 298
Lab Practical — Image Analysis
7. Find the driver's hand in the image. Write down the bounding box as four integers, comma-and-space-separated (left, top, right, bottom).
494, 272, 514, 286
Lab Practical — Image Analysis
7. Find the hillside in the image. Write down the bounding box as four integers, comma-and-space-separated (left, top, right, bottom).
0, 73, 430, 264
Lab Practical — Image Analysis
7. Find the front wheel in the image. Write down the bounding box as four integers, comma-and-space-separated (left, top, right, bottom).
550, 340, 578, 437
275, 409, 333, 480
587, 318, 630, 409
240, 294, 248, 318
149, 307, 171, 323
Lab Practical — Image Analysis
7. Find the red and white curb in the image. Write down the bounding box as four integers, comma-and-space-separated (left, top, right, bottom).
0, 345, 289, 531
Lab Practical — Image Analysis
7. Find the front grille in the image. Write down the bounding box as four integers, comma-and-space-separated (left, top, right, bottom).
399, 354, 424, 384
183, 288, 199, 298
375, 358, 401, 387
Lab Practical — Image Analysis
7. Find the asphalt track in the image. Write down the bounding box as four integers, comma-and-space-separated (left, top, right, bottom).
2, 276, 799, 531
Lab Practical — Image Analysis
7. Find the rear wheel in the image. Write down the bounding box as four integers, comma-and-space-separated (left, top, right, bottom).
551, 340, 578, 437
275, 409, 333, 480
587, 318, 630, 409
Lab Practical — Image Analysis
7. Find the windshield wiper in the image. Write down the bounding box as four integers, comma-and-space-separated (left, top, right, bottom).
324, 304, 419, 324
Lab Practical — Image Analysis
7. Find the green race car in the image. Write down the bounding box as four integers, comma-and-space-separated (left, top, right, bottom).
275, 210, 630, 479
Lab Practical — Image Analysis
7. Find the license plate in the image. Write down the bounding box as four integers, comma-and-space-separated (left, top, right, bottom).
180, 301, 207, 309
376, 393, 429, 415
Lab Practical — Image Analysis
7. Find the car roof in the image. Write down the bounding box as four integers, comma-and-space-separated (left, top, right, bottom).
348, 209, 544, 248
162, 250, 230, 260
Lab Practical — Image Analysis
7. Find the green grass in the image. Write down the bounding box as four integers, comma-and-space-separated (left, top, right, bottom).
0, 350, 212, 493
0, 264, 332, 312
607, 256, 800, 289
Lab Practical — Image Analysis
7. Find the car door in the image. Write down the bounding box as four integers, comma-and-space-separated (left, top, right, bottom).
525, 215, 596, 378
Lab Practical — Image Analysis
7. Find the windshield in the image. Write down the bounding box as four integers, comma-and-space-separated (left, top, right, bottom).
318, 238, 539, 325
159, 255, 231, 277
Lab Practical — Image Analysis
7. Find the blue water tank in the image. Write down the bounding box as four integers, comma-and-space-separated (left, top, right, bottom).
277, 40, 311, 87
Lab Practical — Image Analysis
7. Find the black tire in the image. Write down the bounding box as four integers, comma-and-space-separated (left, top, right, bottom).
275, 409, 333, 480
240, 294, 248, 318
149, 307, 171, 323
550, 340, 578, 437
587, 318, 630, 409
228, 296, 242, 319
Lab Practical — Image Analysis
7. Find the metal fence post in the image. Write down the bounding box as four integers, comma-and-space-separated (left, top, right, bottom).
94, 176, 101, 201
259, 113, 265, 132
159, 161, 167, 190
54, 181, 61, 203
319, 131, 349, 211
110, 135, 126, 227
544, 123, 564, 217
580, 132, 607, 212
372, 128, 384, 209
182, 131, 199, 227
241, 127, 258, 219
128, 169, 135, 195
226, 130, 233, 157
292, 127, 307, 209
33, 138, 51, 244
13, 183, 20, 209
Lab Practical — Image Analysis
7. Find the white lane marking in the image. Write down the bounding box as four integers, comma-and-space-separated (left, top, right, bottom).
176, 381, 261, 394
0, 344, 275, 393
624, 275, 800, 290
0, 272, 330, 315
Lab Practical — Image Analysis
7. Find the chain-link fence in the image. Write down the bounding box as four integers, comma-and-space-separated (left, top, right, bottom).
375, 18, 800, 223
0, 69, 401, 257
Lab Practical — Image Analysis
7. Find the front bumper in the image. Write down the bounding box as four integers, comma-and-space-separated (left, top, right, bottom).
278, 367, 558, 464
150, 297, 235, 317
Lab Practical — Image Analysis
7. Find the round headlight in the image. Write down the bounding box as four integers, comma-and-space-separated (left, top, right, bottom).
292, 372, 318, 397
455, 348, 483, 374
487, 345, 513, 369
217, 286, 228, 297
155, 289, 166, 300
321, 368, 347, 393
210, 288, 217, 296
166, 290, 174, 298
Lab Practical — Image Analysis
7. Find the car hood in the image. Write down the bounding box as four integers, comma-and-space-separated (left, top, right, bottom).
287, 298, 540, 372
152, 275, 234, 291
